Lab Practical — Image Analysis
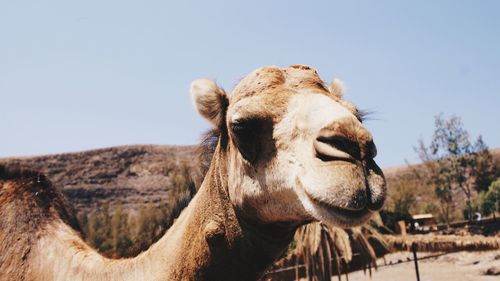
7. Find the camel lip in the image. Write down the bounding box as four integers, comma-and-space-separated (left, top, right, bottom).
314, 198, 371, 219
302, 189, 372, 221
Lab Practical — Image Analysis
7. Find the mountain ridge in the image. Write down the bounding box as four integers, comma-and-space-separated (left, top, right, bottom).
0, 144, 199, 213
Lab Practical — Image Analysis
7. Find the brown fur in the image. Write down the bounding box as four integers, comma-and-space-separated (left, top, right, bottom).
0, 165, 80, 281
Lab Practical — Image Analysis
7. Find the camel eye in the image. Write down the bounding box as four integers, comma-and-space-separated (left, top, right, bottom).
231, 116, 276, 165
231, 118, 261, 137
230, 118, 263, 163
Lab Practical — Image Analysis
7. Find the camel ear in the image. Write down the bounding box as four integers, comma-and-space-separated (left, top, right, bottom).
329, 79, 345, 99
190, 79, 228, 127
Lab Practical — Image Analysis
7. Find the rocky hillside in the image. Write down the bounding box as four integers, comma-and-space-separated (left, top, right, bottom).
0, 145, 199, 214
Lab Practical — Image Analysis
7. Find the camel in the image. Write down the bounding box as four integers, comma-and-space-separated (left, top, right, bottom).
0, 65, 386, 281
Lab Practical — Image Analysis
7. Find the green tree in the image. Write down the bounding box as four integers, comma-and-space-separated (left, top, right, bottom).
422, 202, 439, 214
380, 172, 419, 231
433, 114, 474, 221
480, 179, 500, 218
471, 136, 497, 193
416, 137, 454, 224
416, 114, 495, 223
388, 174, 417, 217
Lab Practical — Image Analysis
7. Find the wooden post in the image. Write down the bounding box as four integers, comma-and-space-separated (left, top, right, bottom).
396, 220, 407, 235
412, 242, 420, 281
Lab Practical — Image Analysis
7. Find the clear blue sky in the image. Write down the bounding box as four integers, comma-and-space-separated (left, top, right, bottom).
1, 1, 499, 167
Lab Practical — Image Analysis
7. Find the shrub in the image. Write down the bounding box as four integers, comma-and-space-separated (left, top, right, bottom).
480, 179, 500, 217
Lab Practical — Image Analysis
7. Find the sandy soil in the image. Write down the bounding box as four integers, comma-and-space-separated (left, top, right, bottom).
346, 250, 500, 281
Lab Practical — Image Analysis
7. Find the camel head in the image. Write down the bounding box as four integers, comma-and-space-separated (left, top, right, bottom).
191, 65, 386, 228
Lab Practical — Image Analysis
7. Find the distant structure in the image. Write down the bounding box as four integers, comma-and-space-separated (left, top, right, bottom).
411, 213, 435, 232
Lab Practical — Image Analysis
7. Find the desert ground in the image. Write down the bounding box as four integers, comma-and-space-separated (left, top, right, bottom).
347, 250, 500, 281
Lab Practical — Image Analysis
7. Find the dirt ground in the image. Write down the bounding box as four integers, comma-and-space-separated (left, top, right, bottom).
346, 250, 500, 281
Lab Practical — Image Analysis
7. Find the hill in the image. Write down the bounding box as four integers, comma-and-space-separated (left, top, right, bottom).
0, 145, 199, 214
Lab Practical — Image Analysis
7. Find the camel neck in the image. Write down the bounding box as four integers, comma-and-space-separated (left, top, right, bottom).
156, 146, 297, 280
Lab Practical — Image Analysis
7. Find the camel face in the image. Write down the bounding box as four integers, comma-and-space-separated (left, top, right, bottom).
191, 65, 386, 228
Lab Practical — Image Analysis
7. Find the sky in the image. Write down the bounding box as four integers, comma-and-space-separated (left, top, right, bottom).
1, 1, 499, 167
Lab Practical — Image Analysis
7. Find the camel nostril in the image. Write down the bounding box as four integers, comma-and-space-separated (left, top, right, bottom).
314, 134, 361, 162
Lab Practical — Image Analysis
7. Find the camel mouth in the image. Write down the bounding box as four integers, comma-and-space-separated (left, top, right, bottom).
313, 198, 373, 227
314, 198, 371, 219
303, 190, 373, 227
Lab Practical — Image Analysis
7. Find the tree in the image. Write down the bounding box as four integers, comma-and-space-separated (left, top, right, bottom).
415, 137, 455, 224
388, 174, 417, 217
432, 115, 475, 221
471, 136, 496, 193
380, 173, 417, 231
87, 205, 112, 253
415, 114, 496, 223
111, 206, 133, 257
480, 179, 500, 218
133, 204, 164, 252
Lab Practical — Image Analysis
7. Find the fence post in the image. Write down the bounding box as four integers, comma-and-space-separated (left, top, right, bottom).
412, 242, 420, 281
